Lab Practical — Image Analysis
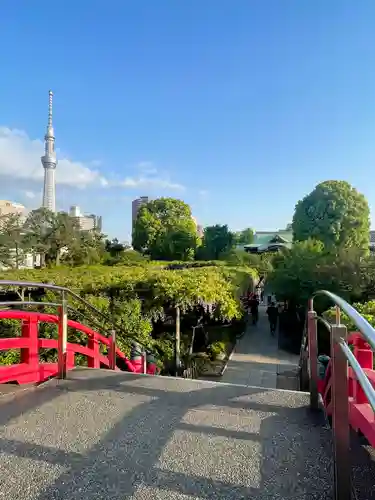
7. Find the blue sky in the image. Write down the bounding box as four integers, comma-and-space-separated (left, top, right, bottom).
0, 1, 375, 240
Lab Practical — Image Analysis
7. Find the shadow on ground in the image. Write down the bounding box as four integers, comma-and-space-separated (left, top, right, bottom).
0, 369, 334, 500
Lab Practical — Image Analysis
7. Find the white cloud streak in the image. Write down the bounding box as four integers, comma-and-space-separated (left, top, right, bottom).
0, 128, 184, 192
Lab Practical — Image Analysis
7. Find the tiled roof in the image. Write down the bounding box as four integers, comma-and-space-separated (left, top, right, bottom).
253, 230, 293, 245
245, 229, 375, 248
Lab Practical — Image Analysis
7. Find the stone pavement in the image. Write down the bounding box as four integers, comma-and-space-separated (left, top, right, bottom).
221, 305, 299, 388
0, 368, 334, 499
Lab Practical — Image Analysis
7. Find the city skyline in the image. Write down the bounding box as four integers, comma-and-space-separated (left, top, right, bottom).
1, 2, 375, 240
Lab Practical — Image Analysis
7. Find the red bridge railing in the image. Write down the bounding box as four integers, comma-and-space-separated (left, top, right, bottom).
302, 291, 375, 500
0, 280, 158, 384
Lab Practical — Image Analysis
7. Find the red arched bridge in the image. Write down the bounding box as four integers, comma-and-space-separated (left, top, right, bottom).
0, 281, 374, 499
0, 280, 157, 384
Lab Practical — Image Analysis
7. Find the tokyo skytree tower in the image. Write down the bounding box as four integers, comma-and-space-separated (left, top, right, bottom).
41, 90, 57, 212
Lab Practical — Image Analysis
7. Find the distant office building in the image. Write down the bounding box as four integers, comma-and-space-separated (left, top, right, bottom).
69, 205, 80, 218
191, 216, 204, 238
132, 196, 149, 229
132, 197, 149, 222
0, 200, 26, 217
69, 205, 102, 232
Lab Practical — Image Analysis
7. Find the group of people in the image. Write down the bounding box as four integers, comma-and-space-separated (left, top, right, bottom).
246, 290, 280, 335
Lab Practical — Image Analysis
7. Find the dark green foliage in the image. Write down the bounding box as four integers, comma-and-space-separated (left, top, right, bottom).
268, 240, 367, 306
198, 224, 235, 260
132, 198, 199, 261
235, 227, 254, 245
292, 180, 370, 253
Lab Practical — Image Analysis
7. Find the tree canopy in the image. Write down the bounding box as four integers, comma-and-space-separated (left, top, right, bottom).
267, 239, 366, 305
292, 180, 370, 252
0, 208, 106, 269
198, 225, 235, 260
235, 227, 254, 245
132, 198, 199, 260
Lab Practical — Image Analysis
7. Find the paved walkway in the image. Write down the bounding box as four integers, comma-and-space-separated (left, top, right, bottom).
221, 305, 299, 388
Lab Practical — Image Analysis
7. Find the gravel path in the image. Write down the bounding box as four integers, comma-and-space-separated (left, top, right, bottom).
0, 369, 333, 499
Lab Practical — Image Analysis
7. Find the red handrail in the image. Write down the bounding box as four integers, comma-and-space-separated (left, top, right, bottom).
317, 331, 375, 446
306, 291, 375, 500
0, 310, 157, 384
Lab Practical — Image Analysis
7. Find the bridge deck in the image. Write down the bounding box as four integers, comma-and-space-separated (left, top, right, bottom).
0, 368, 333, 499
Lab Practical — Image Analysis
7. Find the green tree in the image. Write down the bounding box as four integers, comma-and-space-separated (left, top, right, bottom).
105, 238, 128, 256
292, 180, 370, 252
220, 248, 274, 275
199, 225, 235, 260
23, 208, 81, 266
0, 213, 24, 268
63, 230, 105, 266
235, 227, 254, 245
268, 239, 365, 305
132, 198, 199, 260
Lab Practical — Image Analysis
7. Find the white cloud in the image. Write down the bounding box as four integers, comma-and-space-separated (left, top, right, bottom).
137, 161, 158, 175
23, 190, 37, 199
0, 127, 105, 188
199, 189, 209, 197
120, 176, 184, 190
0, 127, 184, 193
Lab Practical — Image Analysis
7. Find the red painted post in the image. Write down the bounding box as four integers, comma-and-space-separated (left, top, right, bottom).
142, 352, 147, 374
87, 333, 101, 368
66, 350, 75, 371
20, 316, 39, 381
58, 292, 68, 379
109, 330, 116, 370
330, 323, 351, 500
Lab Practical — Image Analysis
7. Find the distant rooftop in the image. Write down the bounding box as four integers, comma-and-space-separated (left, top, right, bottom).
252, 230, 293, 246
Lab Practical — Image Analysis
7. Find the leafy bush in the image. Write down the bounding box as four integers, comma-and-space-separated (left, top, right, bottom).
0, 262, 257, 370
324, 300, 375, 331
208, 341, 227, 360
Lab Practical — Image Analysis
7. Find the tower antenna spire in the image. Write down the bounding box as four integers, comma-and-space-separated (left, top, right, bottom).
48, 90, 53, 130
41, 90, 57, 212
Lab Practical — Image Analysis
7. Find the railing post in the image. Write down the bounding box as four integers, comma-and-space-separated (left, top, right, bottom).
20, 316, 39, 383
109, 330, 116, 370
331, 323, 351, 500
58, 291, 68, 379
175, 306, 181, 376
307, 308, 319, 410
143, 350, 147, 374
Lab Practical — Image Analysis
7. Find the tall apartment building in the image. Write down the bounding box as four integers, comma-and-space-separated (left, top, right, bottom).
132, 196, 149, 226
69, 206, 102, 232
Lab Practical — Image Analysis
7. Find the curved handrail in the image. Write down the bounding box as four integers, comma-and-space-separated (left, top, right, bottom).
0, 280, 156, 354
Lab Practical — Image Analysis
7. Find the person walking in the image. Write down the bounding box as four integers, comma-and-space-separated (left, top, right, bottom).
266, 301, 278, 335
249, 294, 259, 325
